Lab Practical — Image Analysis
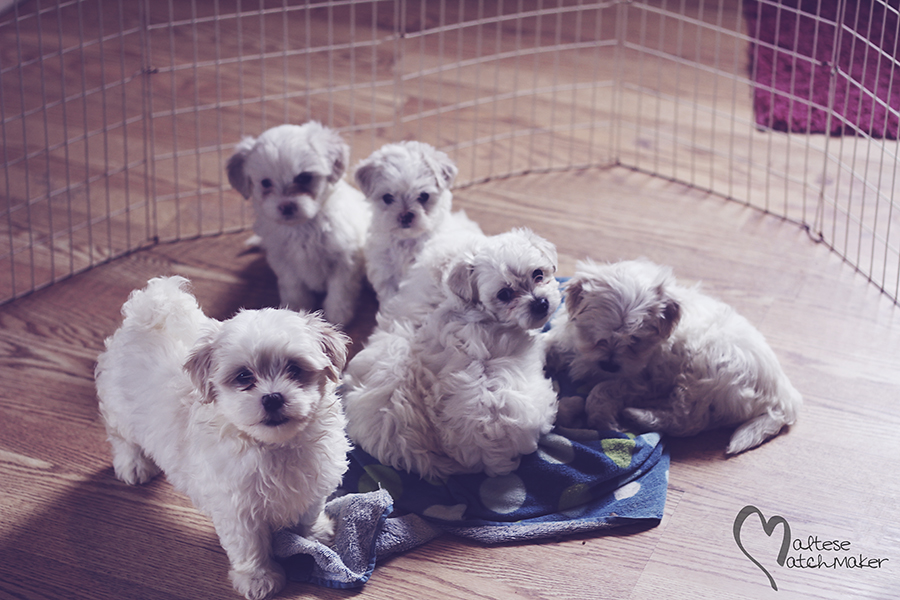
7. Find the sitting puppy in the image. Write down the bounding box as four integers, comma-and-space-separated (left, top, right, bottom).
545, 259, 802, 454
227, 122, 370, 325
95, 276, 350, 600
354, 140, 482, 304
343, 228, 560, 480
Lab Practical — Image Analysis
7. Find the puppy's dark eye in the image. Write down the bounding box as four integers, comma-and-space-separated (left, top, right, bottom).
286, 362, 306, 383
496, 287, 514, 303
532, 269, 544, 283
261, 178, 273, 189
234, 369, 256, 390
417, 192, 430, 204
382, 193, 395, 205
294, 172, 313, 187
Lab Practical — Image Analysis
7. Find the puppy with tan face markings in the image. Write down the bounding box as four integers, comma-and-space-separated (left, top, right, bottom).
354, 140, 483, 305
342, 228, 561, 481
95, 276, 350, 600
227, 121, 371, 326
545, 258, 802, 454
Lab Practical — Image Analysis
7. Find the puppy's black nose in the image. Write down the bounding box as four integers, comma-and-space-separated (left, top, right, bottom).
399, 212, 415, 228
530, 296, 549, 317
598, 360, 620, 373
279, 202, 297, 218
262, 393, 285, 413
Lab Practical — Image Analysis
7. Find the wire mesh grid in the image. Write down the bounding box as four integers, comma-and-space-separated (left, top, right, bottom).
1, 0, 899, 305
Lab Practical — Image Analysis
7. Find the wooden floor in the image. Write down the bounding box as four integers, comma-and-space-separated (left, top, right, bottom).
3, 1, 900, 599
2, 166, 899, 600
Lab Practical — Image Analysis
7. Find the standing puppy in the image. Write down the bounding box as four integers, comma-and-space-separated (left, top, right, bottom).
227, 122, 370, 326
95, 276, 350, 600
354, 141, 482, 304
343, 229, 560, 480
545, 259, 801, 454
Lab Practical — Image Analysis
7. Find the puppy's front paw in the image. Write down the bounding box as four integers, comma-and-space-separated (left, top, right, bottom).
230, 562, 286, 600
322, 289, 357, 327
110, 442, 161, 485
308, 512, 336, 546
291, 511, 336, 546
622, 407, 661, 430
555, 395, 586, 428
114, 459, 161, 486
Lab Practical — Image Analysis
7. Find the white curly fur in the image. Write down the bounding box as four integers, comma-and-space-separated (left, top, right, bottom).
545, 258, 802, 454
95, 276, 350, 600
227, 122, 370, 325
343, 229, 560, 480
354, 140, 483, 305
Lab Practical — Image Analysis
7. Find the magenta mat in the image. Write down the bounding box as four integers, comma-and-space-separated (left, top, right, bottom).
744, 0, 900, 138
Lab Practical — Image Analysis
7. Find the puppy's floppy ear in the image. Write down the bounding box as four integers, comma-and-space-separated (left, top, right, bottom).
564, 278, 585, 317
184, 326, 221, 404
226, 137, 256, 199
316, 318, 350, 383
447, 259, 479, 304
658, 296, 681, 339
425, 147, 458, 189
353, 158, 379, 197
311, 123, 350, 184
650, 263, 680, 338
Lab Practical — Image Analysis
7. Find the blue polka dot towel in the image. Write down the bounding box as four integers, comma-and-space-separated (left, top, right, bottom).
274, 428, 668, 588
344, 426, 669, 543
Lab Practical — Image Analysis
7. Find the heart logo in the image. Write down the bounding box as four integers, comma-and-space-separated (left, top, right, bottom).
733, 505, 792, 591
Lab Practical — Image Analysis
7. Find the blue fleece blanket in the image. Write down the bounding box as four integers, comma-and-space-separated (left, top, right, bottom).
274, 427, 669, 588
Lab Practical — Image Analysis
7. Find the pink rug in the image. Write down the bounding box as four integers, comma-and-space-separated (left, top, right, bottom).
744, 0, 900, 138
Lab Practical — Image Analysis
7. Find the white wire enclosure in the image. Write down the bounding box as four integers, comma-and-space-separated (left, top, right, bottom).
2, 0, 900, 305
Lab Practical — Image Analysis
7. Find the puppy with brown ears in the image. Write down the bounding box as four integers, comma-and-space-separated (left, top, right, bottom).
343, 228, 560, 480
354, 140, 483, 304
95, 276, 350, 600
227, 122, 370, 325
545, 258, 801, 454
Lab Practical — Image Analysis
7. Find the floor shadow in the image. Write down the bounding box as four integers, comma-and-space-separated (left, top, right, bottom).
0, 468, 232, 600
665, 428, 735, 463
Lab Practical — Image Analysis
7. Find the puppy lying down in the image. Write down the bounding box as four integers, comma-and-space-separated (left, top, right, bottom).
545, 259, 801, 454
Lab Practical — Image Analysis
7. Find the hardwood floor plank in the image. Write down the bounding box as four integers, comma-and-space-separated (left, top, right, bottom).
4, 165, 899, 600
3, 1, 899, 598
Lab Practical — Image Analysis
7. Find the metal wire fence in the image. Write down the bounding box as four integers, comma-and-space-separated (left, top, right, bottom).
2, 0, 898, 304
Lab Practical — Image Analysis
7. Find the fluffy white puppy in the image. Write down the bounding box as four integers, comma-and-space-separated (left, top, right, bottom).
354, 140, 482, 304
343, 228, 560, 480
227, 122, 370, 325
95, 276, 350, 600
545, 259, 802, 454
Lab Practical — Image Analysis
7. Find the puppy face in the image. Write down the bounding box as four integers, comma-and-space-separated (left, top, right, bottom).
185, 308, 349, 445
565, 259, 680, 378
447, 228, 561, 331
354, 141, 458, 239
226, 122, 349, 225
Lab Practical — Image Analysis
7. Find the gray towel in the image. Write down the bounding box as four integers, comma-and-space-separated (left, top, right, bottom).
273, 489, 442, 589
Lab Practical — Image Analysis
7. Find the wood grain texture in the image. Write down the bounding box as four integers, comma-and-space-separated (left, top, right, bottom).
2, 1, 900, 599
3, 166, 899, 600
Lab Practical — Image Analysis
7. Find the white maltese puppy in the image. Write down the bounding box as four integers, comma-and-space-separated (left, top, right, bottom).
545, 259, 802, 454
354, 140, 482, 304
95, 276, 350, 600
227, 121, 370, 325
343, 228, 560, 480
